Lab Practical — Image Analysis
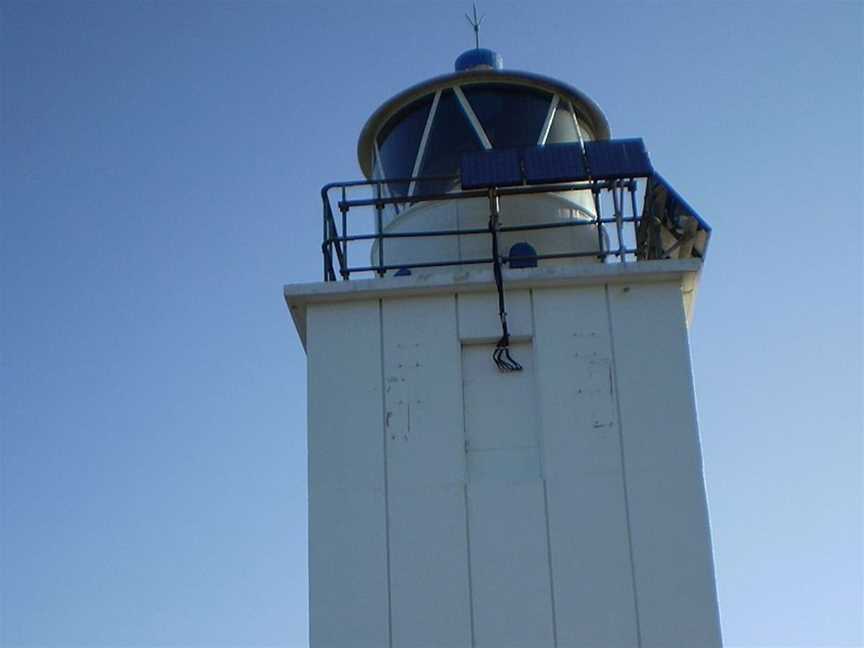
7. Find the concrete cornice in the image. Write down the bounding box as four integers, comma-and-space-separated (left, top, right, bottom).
284, 260, 703, 348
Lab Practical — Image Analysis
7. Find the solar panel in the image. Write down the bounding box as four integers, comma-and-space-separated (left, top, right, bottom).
584, 139, 652, 179
522, 142, 589, 184
460, 149, 523, 190
459, 139, 653, 189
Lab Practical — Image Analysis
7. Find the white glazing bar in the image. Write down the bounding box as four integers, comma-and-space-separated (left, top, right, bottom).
408, 90, 441, 198
373, 139, 385, 180
454, 86, 493, 150
569, 103, 586, 151
373, 139, 400, 219
537, 95, 560, 146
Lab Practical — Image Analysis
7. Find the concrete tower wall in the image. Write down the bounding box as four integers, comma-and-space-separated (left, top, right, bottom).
293, 262, 722, 648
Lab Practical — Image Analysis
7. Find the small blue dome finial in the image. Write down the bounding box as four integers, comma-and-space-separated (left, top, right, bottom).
455, 48, 503, 72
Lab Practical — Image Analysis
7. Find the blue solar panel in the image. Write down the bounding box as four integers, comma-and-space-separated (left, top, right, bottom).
459, 139, 652, 189
460, 149, 522, 189
522, 142, 589, 184
585, 139, 652, 179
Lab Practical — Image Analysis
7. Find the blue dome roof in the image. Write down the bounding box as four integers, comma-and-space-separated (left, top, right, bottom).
455, 48, 503, 72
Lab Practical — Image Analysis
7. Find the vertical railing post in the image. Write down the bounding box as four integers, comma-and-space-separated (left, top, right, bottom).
339, 185, 349, 280
612, 180, 625, 261
629, 180, 640, 261
321, 187, 338, 281
592, 183, 605, 262
322, 192, 329, 280
375, 182, 384, 277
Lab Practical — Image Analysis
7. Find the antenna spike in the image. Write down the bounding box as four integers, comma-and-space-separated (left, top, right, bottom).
465, 2, 483, 49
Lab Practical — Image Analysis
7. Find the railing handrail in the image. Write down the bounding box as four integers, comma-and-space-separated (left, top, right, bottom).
320, 173, 709, 281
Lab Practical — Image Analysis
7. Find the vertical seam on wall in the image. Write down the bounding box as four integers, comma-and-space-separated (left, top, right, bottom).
455, 293, 478, 647
541, 480, 558, 648
604, 284, 644, 648
378, 299, 394, 648
532, 289, 559, 646
463, 483, 477, 648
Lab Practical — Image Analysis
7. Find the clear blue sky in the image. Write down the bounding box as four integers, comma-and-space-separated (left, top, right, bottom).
1, 1, 861, 646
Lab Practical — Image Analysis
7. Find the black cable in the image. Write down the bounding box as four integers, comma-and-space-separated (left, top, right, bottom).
487, 189, 522, 372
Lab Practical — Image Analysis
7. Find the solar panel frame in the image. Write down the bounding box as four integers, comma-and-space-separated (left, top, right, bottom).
459, 138, 654, 189
584, 138, 653, 179
459, 148, 523, 190
522, 142, 589, 185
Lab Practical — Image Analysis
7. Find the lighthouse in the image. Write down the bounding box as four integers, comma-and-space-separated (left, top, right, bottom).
285, 47, 722, 648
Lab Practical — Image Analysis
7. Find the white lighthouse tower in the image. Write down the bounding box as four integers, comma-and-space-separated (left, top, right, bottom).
285, 47, 722, 648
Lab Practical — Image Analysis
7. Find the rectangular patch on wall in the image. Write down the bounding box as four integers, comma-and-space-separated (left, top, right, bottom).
461, 341, 540, 481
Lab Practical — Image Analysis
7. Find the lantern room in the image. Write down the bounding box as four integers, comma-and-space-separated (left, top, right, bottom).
319, 49, 711, 281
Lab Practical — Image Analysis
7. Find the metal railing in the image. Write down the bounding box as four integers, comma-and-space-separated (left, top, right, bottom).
320, 171, 710, 282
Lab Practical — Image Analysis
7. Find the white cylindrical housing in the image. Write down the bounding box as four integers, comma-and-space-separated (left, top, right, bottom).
372, 191, 604, 275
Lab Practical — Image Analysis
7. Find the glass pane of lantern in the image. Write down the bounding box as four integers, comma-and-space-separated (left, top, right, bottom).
416, 89, 483, 196
462, 83, 552, 149
376, 94, 434, 197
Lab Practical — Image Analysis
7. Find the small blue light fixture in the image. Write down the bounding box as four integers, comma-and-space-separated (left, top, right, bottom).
508, 242, 538, 269
455, 48, 503, 72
